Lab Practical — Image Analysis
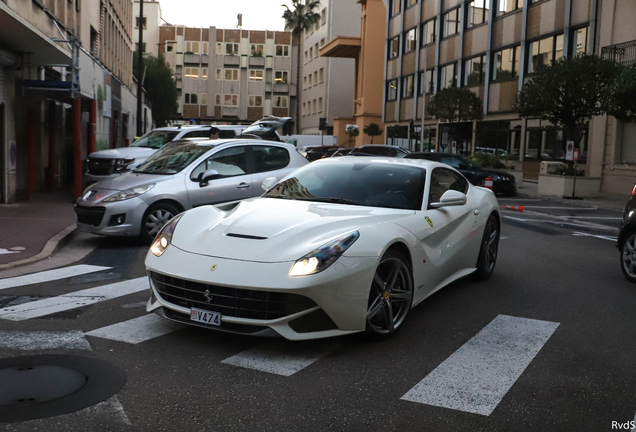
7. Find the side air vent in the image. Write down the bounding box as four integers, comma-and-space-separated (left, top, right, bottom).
226, 233, 268, 240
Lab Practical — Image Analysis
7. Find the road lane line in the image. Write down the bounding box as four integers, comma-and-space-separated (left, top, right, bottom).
86, 314, 183, 344
558, 216, 622, 220
497, 199, 541, 202
0, 330, 91, 350
0, 277, 149, 321
515, 206, 598, 210
572, 232, 618, 241
0, 265, 112, 290
221, 341, 342, 376
401, 315, 559, 416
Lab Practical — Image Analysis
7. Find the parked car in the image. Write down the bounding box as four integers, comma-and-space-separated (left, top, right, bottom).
321, 147, 343, 158
84, 125, 245, 187
145, 157, 500, 339
237, 116, 291, 142
331, 148, 354, 157
350, 145, 409, 158
405, 152, 517, 196
75, 137, 308, 242
305, 146, 339, 162
618, 184, 636, 282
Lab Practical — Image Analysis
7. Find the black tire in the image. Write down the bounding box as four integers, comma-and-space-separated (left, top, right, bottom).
474, 214, 500, 281
620, 232, 636, 283
140, 202, 180, 244
365, 249, 414, 337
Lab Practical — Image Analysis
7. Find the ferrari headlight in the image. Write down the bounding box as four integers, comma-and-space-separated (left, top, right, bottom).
150, 213, 184, 257
103, 184, 155, 202
289, 231, 359, 277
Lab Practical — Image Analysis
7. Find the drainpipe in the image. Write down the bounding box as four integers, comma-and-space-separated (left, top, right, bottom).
73, 98, 82, 200
26, 108, 36, 201
47, 101, 56, 192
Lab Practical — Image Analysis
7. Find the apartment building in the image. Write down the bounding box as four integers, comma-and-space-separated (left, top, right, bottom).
382, 0, 636, 192
0, 0, 140, 203
134, 0, 163, 57
299, 0, 360, 137
159, 26, 294, 129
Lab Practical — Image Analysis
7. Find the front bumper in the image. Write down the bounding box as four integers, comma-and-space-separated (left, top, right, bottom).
74, 196, 148, 237
145, 244, 379, 340
494, 180, 517, 196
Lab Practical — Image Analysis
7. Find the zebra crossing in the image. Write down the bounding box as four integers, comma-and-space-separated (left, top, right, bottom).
0, 263, 571, 417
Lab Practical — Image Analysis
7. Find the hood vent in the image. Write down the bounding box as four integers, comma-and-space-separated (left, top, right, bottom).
226, 233, 268, 240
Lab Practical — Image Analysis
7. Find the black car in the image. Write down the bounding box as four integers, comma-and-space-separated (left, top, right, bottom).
331, 148, 354, 157
618, 184, 636, 282
350, 145, 409, 158
305, 146, 339, 162
405, 152, 517, 196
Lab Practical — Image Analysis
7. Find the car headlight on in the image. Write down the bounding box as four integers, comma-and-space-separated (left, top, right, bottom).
114, 158, 135, 172
103, 184, 155, 202
289, 231, 360, 277
150, 213, 184, 257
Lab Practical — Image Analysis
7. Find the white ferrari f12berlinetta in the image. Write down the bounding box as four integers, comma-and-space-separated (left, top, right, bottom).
145, 157, 500, 340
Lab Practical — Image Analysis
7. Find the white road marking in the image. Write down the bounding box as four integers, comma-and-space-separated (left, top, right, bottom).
573, 232, 618, 241
0, 265, 112, 290
0, 277, 149, 321
558, 216, 622, 220
517, 206, 598, 210
503, 216, 546, 222
86, 314, 183, 344
401, 315, 559, 416
221, 341, 341, 376
497, 198, 541, 202
0, 248, 20, 255
0, 330, 91, 350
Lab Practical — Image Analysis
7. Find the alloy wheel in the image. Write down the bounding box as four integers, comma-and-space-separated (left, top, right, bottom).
622, 234, 636, 279
145, 209, 175, 238
483, 217, 499, 274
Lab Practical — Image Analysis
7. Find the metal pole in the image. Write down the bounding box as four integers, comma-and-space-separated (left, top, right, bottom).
136, 0, 144, 136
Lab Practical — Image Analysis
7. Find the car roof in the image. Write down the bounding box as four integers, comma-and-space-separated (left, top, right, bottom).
311, 155, 453, 171
150, 125, 244, 132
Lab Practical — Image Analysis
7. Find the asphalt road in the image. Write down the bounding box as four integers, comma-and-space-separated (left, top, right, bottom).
0, 199, 634, 432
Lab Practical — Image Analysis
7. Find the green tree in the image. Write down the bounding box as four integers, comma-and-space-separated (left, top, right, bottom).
345, 125, 359, 146
427, 87, 483, 153
609, 63, 636, 123
363, 123, 383, 144
133, 53, 178, 127
515, 54, 622, 145
282, 0, 321, 133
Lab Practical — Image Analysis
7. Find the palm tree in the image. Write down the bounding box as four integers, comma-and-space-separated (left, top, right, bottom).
282, 0, 321, 134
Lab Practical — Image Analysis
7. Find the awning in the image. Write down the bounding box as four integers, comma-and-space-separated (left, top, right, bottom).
0, 2, 72, 66
319, 36, 362, 59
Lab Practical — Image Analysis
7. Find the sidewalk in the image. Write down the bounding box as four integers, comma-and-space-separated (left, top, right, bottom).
0, 190, 77, 269
514, 181, 626, 212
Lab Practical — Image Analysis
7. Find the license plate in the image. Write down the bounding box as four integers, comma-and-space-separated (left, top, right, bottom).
77, 223, 92, 233
190, 307, 222, 326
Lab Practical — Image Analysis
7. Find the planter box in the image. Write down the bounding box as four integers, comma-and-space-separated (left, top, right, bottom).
538, 174, 601, 198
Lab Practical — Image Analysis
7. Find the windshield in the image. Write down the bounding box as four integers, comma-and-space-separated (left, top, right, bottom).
133, 143, 212, 174
263, 161, 426, 210
131, 130, 180, 149
351, 146, 407, 158
440, 155, 478, 169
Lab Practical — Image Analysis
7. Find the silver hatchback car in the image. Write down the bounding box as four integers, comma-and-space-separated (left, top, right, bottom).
74, 139, 308, 242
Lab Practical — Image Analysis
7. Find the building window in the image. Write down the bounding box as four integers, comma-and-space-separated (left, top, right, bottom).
135, 16, 147, 29
185, 67, 199, 79
467, 0, 489, 28
389, 0, 401, 16
302, 102, 306, 116
303, 76, 307, 89
250, 70, 264, 81
313, 71, 318, 85
320, 38, 326, 47
319, 68, 324, 83
403, 28, 417, 54
202, 68, 208, 79
276, 45, 290, 56
440, 63, 458, 89
402, 75, 415, 98
184, 93, 198, 104
202, 42, 208, 54
226, 43, 239, 56
464, 55, 486, 86
186, 41, 200, 54
274, 71, 289, 84
308, 74, 313, 86
570, 27, 589, 57
216, 43, 223, 54
224, 95, 238, 106
496, 0, 523, 16
476, 120, 523, 160
387, 79, 398, 101
249, 95, 263, 107
304, 50, 308, 63
419, 69, 435, 94
405, 0, 417, 8
225, 69, 239, 81
493, 46, 520, 80
135, 43, 146, 53
321, 8, 327, 24
389, 36, 400, 59
318, 97, 323, 112
251, 44, 264, 56
201, 93, 207, 105
215, 94, 221, 106
216, 69, 222, 80
165, 40, 176, 52
421, 18, 436, 46
443, 8, 460, 38
309, 47, 313, 59
274, 96, 289, 108
527, 34, 563, 74
312, 99, 316, 113
314, 43, 319, 58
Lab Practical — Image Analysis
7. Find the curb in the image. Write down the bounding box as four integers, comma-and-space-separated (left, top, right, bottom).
0, 224, 77, 271
515, 193, 625, 213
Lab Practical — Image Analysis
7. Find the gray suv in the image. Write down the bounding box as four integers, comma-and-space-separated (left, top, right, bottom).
75, 138, 308, 242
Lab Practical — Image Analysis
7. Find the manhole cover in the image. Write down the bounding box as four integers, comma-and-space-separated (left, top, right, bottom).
0, 355, 126, 423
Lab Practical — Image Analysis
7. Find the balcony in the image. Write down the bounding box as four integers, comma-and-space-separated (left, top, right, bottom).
184, 53, 200, 64
601, 39, 636, 66
249, 56, 266, 67
224, 55, 240, 67
273, 83, 289, 93
201, 54, 209, 65
222, 106, 239, 117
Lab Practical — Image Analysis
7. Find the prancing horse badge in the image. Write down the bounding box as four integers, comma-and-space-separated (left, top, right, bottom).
210, 265, 218, 271
425, 217, 434, 227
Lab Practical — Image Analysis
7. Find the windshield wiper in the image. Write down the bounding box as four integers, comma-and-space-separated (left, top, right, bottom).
265, 194, 296, 200
299, 197, 359, 205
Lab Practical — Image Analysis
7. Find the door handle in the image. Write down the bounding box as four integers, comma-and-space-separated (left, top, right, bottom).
237, 183, 250, 190
473, 209, 480, 216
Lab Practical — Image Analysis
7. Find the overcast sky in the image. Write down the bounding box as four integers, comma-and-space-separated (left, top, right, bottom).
158, 0, 295, 31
